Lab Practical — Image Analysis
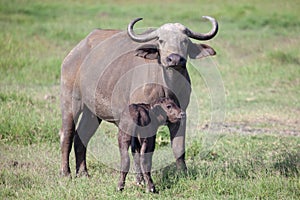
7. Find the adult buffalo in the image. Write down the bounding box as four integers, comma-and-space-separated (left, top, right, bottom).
59, 16, 218, 177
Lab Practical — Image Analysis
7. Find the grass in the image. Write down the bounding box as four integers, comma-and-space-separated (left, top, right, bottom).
1, 0, 300, 199
1, 134, 299, 199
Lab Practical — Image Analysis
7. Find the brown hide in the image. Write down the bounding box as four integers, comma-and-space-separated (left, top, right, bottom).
59, 18, 217, 177
63, 30, 191, 123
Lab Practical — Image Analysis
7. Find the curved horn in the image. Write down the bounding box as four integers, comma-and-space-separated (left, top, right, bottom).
127, 18, 158, 42
185, 16, 218, 40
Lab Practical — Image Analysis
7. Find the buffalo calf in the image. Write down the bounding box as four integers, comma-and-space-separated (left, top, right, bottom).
117, 97, 185, 193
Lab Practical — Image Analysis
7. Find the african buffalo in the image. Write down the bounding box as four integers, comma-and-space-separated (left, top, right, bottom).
59, 16, 218, 178
118, 97, 185, 192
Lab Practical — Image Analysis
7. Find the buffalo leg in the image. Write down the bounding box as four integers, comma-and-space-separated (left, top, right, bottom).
140, 136, 156, 193
168, 118, 187, 172
60, 110, 76, 177
117, 130, 131, 191
75, 106, 101, 177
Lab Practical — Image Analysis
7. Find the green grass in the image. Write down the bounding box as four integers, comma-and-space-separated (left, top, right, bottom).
1, 134, 299, 199
1, 0, 300, 199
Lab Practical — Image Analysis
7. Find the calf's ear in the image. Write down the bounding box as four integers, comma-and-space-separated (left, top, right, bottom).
135, 44, 159, 60
188, 43, 216, 59
151, 105, 167, 121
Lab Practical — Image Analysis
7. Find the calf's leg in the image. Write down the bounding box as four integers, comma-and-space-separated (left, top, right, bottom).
117, 130, 131, 191
140, 136, 156, 193
131, 137, 144, 185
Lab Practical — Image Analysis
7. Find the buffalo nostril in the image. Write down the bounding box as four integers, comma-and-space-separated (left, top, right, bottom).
166, 54, 185, 66
166, 57, 172, 63
179, 112, 186, 119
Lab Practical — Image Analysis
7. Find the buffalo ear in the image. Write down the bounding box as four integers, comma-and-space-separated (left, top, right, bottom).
135, 44, 159, 60
188, 43, 216, 59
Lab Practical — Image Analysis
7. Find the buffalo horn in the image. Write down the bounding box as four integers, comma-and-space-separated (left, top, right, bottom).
127, 18, 158, 42
185, 16, 218, 40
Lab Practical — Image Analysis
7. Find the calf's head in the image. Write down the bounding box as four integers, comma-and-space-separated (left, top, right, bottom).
151, 98, 185, 124
128, 16, 218, 68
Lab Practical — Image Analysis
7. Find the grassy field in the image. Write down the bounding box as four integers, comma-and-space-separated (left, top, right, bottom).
1, 0, 300, 199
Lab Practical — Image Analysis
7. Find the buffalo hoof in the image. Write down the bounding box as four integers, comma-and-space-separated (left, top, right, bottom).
135, 181, 144, 187
117, 186, 124, 192
75, 171, 90, 178
176, 160, 187, 173
117, 181, 125, 192
146, 186, 157, 194
60, 168, 72, 178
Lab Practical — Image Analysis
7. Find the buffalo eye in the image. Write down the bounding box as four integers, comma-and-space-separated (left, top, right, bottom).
158, 39, 165, 45
166, 104, 172, 110
180, 39, 188, 47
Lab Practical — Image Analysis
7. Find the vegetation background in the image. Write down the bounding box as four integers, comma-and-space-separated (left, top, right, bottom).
1, 0, 299, 199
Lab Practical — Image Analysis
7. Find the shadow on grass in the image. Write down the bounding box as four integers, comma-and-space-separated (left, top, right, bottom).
154, 148, 300, 192
154, 162, 200, 191
273, 151, 300, 177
